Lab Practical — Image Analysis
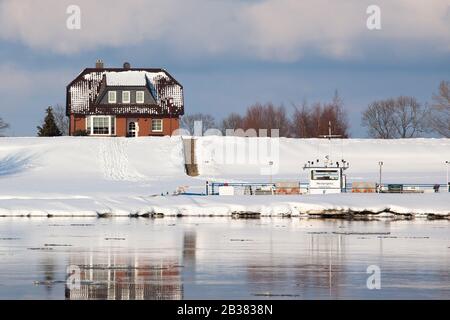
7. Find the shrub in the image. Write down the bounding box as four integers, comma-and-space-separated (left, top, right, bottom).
73, 129, 88, 136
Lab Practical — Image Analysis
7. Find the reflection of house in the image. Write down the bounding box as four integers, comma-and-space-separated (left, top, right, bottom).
183, 231, 196, 265
182, 231, 197, 285
66, 60, 184, 137
65, 254, 183, 300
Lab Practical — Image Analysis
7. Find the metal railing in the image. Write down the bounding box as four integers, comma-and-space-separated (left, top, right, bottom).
207, 182, 279, 195
179, 181, 450, 196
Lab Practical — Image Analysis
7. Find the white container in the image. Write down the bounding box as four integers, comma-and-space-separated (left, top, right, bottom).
218, 186, 234, 196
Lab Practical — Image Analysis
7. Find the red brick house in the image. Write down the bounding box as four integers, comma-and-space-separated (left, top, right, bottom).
66, 60, 184, 136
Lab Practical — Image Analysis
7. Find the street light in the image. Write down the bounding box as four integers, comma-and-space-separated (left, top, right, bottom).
446, 161, 449, 192
269, 161, 274, 184
378, 161, 384, 193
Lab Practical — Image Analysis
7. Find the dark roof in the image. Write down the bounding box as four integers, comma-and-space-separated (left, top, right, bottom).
66, 68, 184, 116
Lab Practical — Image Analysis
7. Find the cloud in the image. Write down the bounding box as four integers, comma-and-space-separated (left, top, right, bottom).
0, 0, 449, 61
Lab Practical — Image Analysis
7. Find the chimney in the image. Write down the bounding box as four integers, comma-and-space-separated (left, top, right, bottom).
95, 59, 104, 69
123, 62, 131, 70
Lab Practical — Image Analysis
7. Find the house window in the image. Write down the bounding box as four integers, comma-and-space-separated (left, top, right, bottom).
136, 91, 144, 104
108, 91, 117, 103
152, 119, 163, 132
122, 91, 130, 103
86, 116, 116, 135
93, 117, 109, 134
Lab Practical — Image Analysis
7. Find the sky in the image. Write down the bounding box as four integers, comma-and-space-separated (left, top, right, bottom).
0, 0, 449, 137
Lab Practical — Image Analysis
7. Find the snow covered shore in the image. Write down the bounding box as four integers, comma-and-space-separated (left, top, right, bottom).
0, 137, 449, 217
0, 193, 448, 217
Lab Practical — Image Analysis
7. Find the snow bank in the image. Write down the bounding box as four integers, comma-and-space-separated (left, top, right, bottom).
0, 137, 449, 217
0, 136, 191, 197
1, 193, 448, 217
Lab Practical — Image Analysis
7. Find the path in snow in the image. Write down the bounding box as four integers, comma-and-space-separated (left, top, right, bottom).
98, 138, 144, 181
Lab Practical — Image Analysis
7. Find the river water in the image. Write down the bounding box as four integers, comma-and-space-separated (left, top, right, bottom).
0, 217, 448, 299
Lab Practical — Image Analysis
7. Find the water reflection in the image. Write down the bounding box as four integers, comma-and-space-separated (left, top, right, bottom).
0, 218, 448, 299
65, 253, 183, 300
245, 234, 348, 298
65, 230, 199, 300
40, 257, 56, 295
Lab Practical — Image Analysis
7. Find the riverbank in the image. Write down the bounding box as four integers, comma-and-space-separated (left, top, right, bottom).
0, 193, 448, 217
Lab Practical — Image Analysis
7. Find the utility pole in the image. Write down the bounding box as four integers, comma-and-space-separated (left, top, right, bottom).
378, 161, 383, 193
319, 121, 341, 160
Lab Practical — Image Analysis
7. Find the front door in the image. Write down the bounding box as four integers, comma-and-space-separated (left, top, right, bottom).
128, 121, 139, 137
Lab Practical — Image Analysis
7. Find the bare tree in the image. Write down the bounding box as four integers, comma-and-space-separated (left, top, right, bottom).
362, 96, 428, 138
242, 103, 265, 133
361, 99, 396, 138
0, 117, 9, 136
221, 112, 244, 133
392, 96, 429, 138
180, 113, 216, 135
242, 103, 290, 137
291, 101, 311, 138
264, 103, 291, 137
52, 104, 69, 136
430, 81, 450, 137
327, 90, 350, 138
291, 91, 350, 138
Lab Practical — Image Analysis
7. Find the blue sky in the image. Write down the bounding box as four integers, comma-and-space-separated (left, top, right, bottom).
0, 0, 449, 137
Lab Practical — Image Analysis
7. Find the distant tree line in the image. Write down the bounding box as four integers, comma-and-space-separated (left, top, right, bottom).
290, 91, 349, 138
2, 81, 448, 139
361, 81, 449, 138
182, 81, 449, 139
430, 80, 450, 138
361, 96, 429, 139
182, 91, 350, 138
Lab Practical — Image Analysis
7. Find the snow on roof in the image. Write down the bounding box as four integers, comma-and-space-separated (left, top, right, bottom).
105, 71, 147, 86
69, 69, 183, 115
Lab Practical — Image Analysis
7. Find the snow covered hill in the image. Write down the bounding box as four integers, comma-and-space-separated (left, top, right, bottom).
196, 137, 450, 184
0, 136, 190, 197
0, 136, 449, 216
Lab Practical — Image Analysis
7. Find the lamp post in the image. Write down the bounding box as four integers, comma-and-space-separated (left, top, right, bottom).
378, 161, 383, 193
269, 161, 274, 184
446, 161, 449, 192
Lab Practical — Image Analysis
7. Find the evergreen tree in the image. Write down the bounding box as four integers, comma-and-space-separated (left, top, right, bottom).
0, 117, 9, 136
37, 107, 62, 137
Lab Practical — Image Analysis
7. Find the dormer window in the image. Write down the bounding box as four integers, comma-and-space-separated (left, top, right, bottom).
136, 91, 144, 104
122, 91, 130, 103
108, 91, 117, 103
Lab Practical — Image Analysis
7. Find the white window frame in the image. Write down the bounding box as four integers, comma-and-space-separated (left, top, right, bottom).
152, 119, 163, 132
136, 91, 145, 104
108, 91, 117, 103
86, 116, 116, 136
122, 91, 130, 104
